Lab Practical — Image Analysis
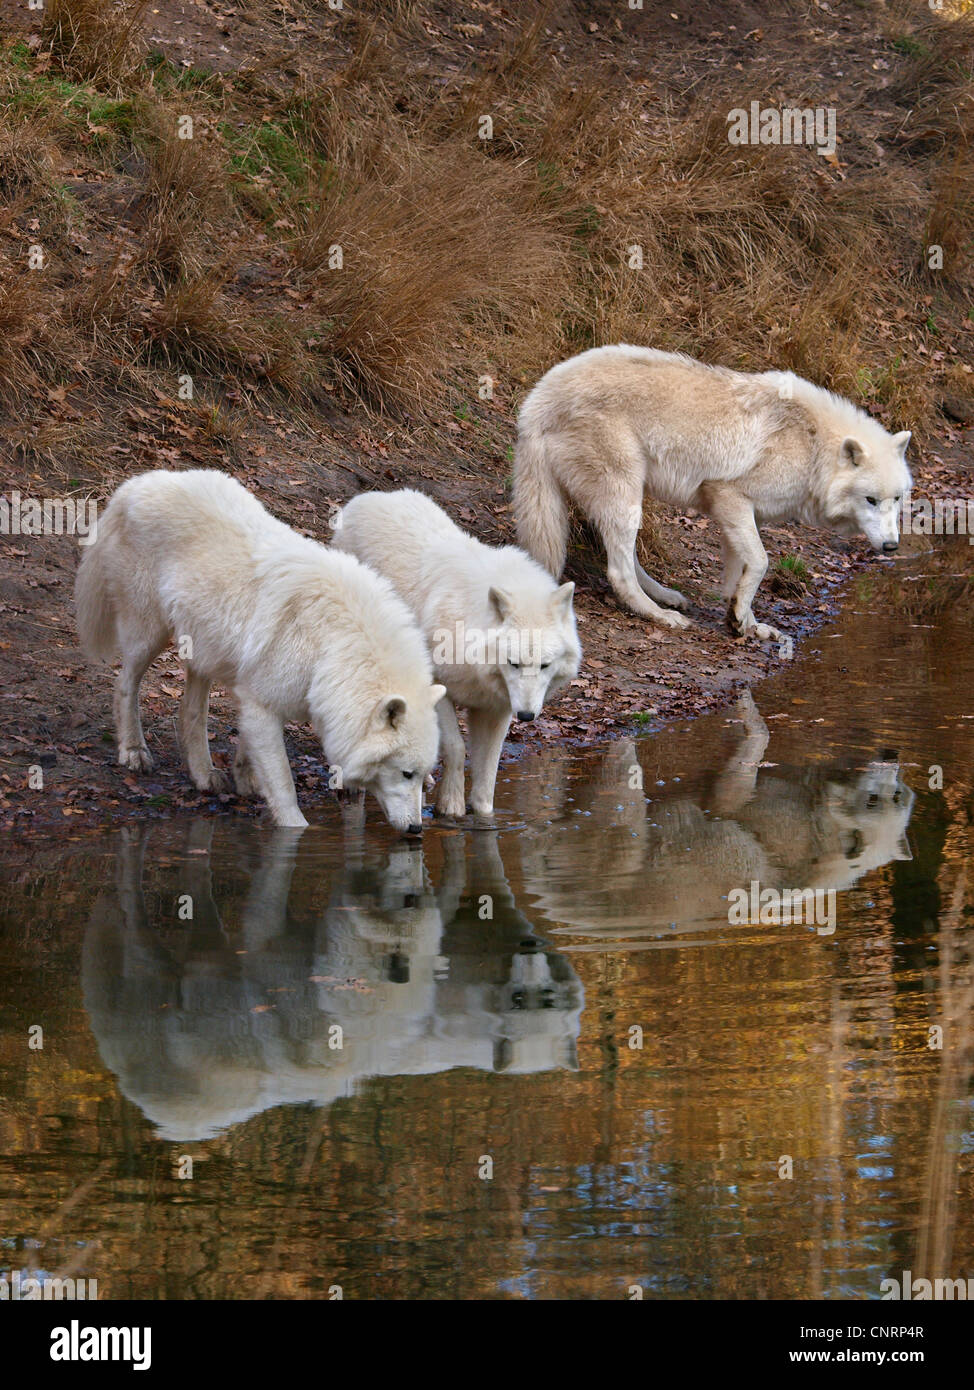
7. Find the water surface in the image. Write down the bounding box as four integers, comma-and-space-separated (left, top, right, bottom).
1, 545, 972, 1299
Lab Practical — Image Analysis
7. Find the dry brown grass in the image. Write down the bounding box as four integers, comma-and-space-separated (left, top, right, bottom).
291, 143, 564, 407
41, 0, 149, 89
887, 2, 974, 155
138, 271, 302, 395
0, 253, 75, 406
0, 0, 972, 498
925, 149, 974, 281
0, 109, 58, 204
136, 115, 231, 283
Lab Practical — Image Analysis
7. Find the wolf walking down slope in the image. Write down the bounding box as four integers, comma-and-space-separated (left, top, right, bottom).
514, 345, 912, 647
75, 469, 445, 830
332, 489, 581, 818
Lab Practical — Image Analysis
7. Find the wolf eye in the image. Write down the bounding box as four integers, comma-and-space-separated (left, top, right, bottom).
894, 494, 901, 502
866, 496, 878, 506
402, 770, 415, 780
509, 662, 520, 669
540, 662, 550, 670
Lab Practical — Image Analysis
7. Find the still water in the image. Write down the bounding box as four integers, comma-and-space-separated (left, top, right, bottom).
1, 545, 972, 1299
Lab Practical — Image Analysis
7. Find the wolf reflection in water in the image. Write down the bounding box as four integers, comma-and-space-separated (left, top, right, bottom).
517, 692, 915, 941
81, 822, 584, 1143
82, 691, 915, 1140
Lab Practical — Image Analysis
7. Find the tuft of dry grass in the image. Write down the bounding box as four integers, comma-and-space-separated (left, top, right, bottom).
0, 109, 58, 204
0, 254, 71, 405
136, 114, 231, 283
41, 0, 149, 89
142, 271, 295, 385
291, 144, 565, 408
924, 150, 974, 281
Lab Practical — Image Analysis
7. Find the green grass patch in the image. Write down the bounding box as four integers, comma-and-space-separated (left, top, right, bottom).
7, 40, 33, 69
891, 35, 931, 59
854, 353, 905, 406
222, 119, 313, 191
1, 56, 141, 152
147, 53, 224, 100
779, 554, 810, 582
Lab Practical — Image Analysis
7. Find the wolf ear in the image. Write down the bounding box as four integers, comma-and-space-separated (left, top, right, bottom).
841, 438, 866, 468
891, 430, 912, 455
488, 586, 513, 622
375, 695, 407, 730
430, 683, 447, 705
551, 580, 575, 617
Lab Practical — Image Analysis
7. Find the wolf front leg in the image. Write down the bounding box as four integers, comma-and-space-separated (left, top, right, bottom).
434, 697, 467, 818
235, 697, 308, 827
231, 733, 261, 797
467, 705, 512, 817
704, 488, 791, 654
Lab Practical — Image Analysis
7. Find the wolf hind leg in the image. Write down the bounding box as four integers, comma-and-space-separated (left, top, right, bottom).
179, 669, 230, 793
114, 620, 168, 772
594, 500, 691, 629
633, 545, 690, 612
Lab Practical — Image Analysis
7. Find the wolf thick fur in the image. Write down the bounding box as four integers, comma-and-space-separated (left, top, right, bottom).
75, 469, 445, 830
515, 344, 913, 643
332, 489, 581, 817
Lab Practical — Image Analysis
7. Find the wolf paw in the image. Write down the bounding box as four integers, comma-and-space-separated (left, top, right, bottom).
435, 792, 466, 819
194, 767, 231, 794
119, 745, 153, 772
233, 764, 260, 797
736, 621, 793, 658
751, 624, 793, 659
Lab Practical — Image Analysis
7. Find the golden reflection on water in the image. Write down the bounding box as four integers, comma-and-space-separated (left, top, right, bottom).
0, 547, 971, 1299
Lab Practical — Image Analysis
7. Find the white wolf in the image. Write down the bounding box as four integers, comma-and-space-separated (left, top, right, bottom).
332, 489, 581, 818
74, 469, 445, 830
514, 345, 912, 645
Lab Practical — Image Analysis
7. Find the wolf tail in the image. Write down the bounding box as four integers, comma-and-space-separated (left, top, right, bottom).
514, 424, 568, 578
74, 510, 119, 662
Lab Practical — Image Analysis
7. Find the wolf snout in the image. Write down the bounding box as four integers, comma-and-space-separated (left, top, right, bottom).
882, 540, 899, 553
516, 709, 536, 722
405, 822, 423, 836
